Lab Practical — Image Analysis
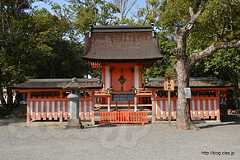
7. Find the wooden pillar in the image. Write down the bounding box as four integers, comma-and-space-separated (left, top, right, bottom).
90, 93, 95, 124
151, 93, 156, 123
84, 96, 87, 113
134, 96, 137, 112
57, 100, 62, 122
105, 65, 111, 89
216, 90, 221, 122
167, 91, 171, 124
27, 102, 30, 123
134, 65, 140, 89
41, 101, 44, 120
107, 96, 111, 112
26, 92, 31, 123
60, 90, 64, 98
134, 65, 140, 112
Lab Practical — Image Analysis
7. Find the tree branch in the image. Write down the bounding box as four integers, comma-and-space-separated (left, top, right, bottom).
124, 0, 137, 19
190, 40, 240, 64
182, 6, 203, 33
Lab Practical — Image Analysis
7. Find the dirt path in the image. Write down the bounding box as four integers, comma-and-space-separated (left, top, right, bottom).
0, 120, 239, 160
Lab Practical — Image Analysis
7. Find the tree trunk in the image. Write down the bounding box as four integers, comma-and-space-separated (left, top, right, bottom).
7, 87, 14, 110
175, 58, 191, 129
0, 87, 7, 108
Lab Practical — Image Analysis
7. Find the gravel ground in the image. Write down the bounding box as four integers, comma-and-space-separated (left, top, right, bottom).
0, 120, 240, 160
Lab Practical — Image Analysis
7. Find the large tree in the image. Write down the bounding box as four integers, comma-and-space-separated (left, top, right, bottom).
0, 1, 88, 116
26, 8, 88, 78
160, 0, 240, 129
0, 0, 32, 114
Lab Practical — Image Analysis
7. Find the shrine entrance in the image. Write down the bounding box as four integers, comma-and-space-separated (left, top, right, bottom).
111, 64, 134, 92
109, 64, 135, 109
83, 25, 161, 124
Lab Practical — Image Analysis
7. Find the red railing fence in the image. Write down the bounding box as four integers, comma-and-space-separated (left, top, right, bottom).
100, 111, 148, 125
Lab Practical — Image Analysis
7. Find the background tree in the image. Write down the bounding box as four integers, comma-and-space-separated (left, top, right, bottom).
0, 1, 88, 116
191, 48, 240, 108
113, 0, 137, 23
0, 0, 32, 114
68, 0, 120, 34
159, 0, 240, 129
26, 8, 88, 78
137, 0, 161, 25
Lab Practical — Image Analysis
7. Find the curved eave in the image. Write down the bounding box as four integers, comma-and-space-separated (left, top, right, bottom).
144, 86, 233, 89
63, 84, 103, 90
83, 57, 162, 63
13, 87, 63, 90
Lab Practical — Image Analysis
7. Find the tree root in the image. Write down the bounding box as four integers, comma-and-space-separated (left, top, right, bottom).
188, 121, 200, 130
176, 120, 200, 130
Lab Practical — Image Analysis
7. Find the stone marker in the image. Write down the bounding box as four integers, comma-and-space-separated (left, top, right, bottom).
67, 93, 81, 127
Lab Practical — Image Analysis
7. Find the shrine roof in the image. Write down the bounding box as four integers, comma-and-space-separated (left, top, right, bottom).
90, 25, 154, 32
13, 78, 102, 90
145, 77, 233, 88
83, 25, 162, 62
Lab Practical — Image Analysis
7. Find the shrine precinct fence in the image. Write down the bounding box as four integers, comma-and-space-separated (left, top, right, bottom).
155, 96, 220, 121
26, 96, 221, 123
27, 97, 94, 123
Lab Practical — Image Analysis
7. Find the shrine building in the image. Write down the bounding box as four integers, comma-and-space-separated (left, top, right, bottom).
13, 26, 233, 124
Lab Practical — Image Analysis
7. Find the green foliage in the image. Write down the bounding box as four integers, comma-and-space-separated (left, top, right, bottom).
187, 0, 240, 54
137, 0, 161, 25
159, 0, 192, 30
69, 0, 120, 33
187, 1, 240, 84
75, 6, 96, 33
0, 1, 88, 113
192, 49, 240, 80
0, 0, 32, 113
26, 8, 88, 78
144, 32, 176, 78
0, 0, 31, 85
158, 0, 240, 81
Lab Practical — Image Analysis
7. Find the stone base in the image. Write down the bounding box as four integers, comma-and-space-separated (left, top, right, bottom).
68, 119, 82, 128
82, 121, 95, 128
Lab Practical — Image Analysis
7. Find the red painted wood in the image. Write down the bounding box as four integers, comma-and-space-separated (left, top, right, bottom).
155, 96, 219, 120
28, 98, 95, 122
100, 111, 148, 125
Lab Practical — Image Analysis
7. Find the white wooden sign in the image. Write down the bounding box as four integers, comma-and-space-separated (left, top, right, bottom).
184, 88, 191, 98
164, 78, 175, 91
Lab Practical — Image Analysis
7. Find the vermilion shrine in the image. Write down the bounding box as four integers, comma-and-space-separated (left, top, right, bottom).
13, 26, 233, 124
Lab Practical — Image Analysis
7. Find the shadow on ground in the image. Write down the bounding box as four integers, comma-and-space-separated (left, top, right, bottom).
0, 117, 25, 126
198, 115, 240, 129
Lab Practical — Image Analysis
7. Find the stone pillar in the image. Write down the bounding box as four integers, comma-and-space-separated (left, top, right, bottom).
67, 93, 81, 127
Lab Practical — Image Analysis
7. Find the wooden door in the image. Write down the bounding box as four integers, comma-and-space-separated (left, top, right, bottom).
111, 65, 134, 92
